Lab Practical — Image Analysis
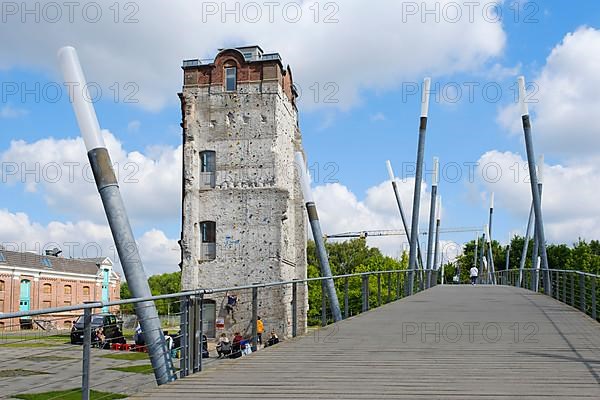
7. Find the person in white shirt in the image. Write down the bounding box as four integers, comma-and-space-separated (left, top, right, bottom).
469, 266, 479, 285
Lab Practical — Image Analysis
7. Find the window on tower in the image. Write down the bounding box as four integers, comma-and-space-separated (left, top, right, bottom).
200, 221, 216, 261
199, 150, 216, 189
225, 67, 237, 92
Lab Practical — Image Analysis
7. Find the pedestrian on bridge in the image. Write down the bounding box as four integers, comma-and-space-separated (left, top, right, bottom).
470, 266, 479, 285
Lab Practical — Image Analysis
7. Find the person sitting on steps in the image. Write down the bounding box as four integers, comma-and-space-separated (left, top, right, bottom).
266, 330, 279, 347
216, 333, 231, 358
230, 332, 244, 359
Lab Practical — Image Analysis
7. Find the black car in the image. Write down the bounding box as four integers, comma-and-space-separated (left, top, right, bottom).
70, 313, 125, 345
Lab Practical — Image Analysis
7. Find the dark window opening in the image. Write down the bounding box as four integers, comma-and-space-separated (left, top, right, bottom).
199, 151, 216, 189
200, 221, 216, 261
225, 67, 237, 92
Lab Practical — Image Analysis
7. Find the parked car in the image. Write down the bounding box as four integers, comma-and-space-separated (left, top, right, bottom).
70, 313, 125, 345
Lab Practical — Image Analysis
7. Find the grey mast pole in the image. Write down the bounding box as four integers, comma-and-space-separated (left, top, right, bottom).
530, 156, 544, 292
432, 195, 442, 279
505, 233, 512, 285
386, 161, 426, 271
406, 77, 431, 296
58, 47, 175, 385
518, 203, 534, 288
425, 157, 440, 288
518, 76, 551, 293
474, 234, 479, 270
295, 152, 342, 322
487, 193, 497, 285
479, 232, 486, 284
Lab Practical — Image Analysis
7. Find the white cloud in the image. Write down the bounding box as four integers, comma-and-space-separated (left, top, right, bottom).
483, 62, 522, 80
0, 0, 506, 111
0, 131, 182, 225
0, 105, 28, 119
127, 120, 141, 133
476, 150, 600, 243
0, 209, 179, 276
370, 112, 386, 122
497, 27, 600, 158
313, 179, 439, 260
491, 27, 600, 243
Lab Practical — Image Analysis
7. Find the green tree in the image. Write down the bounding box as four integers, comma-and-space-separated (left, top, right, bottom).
120, 271, 182, 315
546, 243, 571, 270
566, 239, 600, 274
307, 238, 407, 325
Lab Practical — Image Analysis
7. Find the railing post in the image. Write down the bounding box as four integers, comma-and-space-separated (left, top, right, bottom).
377, 274, 382, 307
193, 294, 204, 373
396, 271, 401, 300
387, 272, 392, 303
179, 295, 190, 378
81, 307, 92, 400
321, 280, 327, 327
194, 293, 204, 372
252, 286, 258, 350
570, 273, 575, 306
562, 272, 567, 303
425, 269, 430, 290
344, 277, 349, 319
362, 275, 370, 312
592, 278, 597, 320
292, 280, 298, 338
580, 273, 586, 313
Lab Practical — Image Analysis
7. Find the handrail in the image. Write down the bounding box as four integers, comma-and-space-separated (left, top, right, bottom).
499, 268, 600, 279
0, 269, 411, 320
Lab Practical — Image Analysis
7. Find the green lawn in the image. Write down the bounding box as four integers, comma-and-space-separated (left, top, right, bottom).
101, 352, 148, 361
41, 334, 71, 342
108, 365, 154, 374
0, 342, 60, 348
15, 389, 127, 400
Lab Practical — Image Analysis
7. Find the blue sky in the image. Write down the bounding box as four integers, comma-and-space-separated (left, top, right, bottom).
2, 0, 600, 274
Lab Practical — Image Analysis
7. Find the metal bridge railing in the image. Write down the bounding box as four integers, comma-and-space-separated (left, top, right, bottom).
0, 268, 437, 400
493, 268, 600, 321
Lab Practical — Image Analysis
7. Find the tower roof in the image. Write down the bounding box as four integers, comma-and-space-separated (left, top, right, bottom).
182, 45, 282, 68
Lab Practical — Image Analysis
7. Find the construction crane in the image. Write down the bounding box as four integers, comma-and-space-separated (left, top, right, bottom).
325, 226, 484, 239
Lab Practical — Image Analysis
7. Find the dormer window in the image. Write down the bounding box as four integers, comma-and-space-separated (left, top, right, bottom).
225, 67, 237, 92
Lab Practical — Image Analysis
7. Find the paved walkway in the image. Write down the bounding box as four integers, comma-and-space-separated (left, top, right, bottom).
0, 344, 157, 398
131, 285, 600, 399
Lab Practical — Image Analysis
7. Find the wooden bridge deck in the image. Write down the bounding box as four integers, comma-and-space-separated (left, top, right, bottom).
132, 286, 600, 399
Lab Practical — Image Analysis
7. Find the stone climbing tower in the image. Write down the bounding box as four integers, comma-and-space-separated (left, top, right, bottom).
179, 46, 307, 339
